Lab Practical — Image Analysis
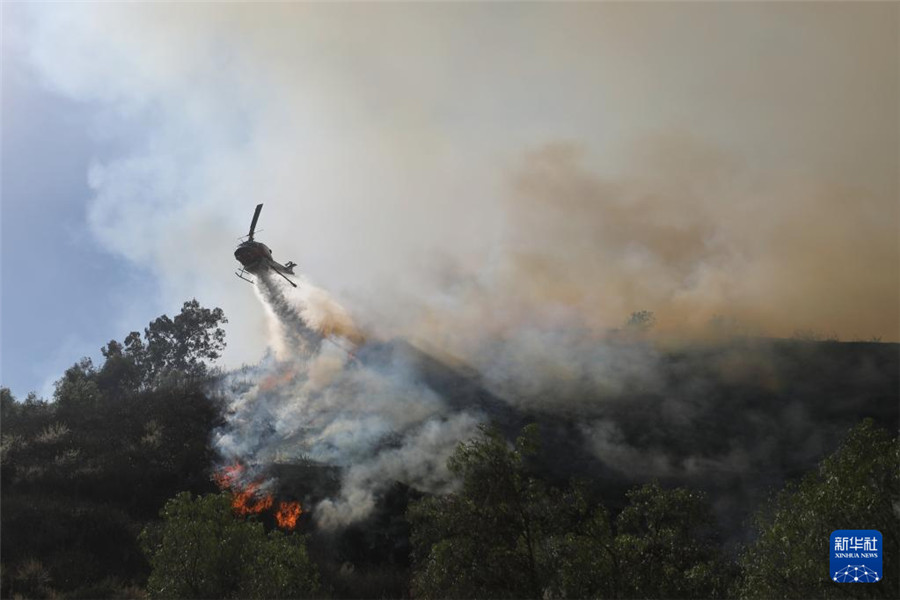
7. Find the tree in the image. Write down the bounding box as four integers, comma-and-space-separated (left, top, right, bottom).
625, 310, 657, 332
615, 483, 733, 599
409, 426, 736, 599
1, 387, 16, 421
1, 302, 229, 597
54, 357, 101, 415
409, 424, 556, 599
544, 482, 732, 600
738, 419, 899, 599
140, 492, 320, 599
98, 299, 227, 393
541, 484, 620, 599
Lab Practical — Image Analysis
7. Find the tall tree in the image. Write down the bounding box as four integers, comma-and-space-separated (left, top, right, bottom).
98, 299, 227, 393
409, 426, 736, 599
615, 483, 733, 599
409, 424, 554, 599
1, 301, 229, 597
738, 419, 899, 599
140, 492, 320, 599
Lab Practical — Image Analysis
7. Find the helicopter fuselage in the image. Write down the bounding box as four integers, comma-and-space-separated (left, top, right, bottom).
235, 240, 296, 276
234, 204, 297, 287
234, 240, 273, 273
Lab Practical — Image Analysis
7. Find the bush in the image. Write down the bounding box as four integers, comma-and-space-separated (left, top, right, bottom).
140, 492, 320, 599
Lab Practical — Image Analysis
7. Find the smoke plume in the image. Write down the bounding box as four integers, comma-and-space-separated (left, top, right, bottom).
213, 273, 484, 527
9, 2, 898, 530
214, 270, 897, 537
10, 2, 897, 367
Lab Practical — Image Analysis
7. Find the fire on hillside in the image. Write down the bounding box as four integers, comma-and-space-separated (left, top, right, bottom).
213, 462, 303, 531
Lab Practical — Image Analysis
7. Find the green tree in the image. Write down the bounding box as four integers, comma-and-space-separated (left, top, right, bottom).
409, 424, 555, 599
409, 427, 735, 599
0, 387, 16, 421
615, 483, 733, 598
54, 357, 101, 416
544, 482, 732, 600
1, 302, 229, 597
140, 492, 320, 599
98, 299, 227, 393
738, 419, 899, 599
542, 484, 620, 599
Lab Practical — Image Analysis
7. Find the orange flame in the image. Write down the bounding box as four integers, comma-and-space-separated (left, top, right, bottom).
275, 501, 303, 530
213, 463, 301, 529
232, 482, 274, 516
213, 463, 245, 490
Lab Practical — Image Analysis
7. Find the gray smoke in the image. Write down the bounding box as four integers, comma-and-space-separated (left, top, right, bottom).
212, 273, 484, 528
11, 2, 896, 377
213, 267, 897, 538
13, 2, 893, 532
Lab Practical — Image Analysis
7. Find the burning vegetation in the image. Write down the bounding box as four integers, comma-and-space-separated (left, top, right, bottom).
231, 483, 275, 517
212, 462, 245, 489
275, 501, 303, 529
1, 297, 898, 599
214, 462, 302, 530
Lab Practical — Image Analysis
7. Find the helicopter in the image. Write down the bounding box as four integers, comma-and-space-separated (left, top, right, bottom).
234, 203, 298, 288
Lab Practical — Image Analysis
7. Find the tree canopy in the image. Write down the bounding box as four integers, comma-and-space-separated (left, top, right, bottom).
738, 419, 899, 599
1, 301, 896, 599
140, 492, 320, 599
1, 301, 227, 598
99, 299, 227, 393
408, 425, 733, 599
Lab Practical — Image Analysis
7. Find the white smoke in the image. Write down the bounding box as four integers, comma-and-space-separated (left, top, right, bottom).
212, 273, 484, 527
316, 412, 481, 529
11, 2, 897, 373
9, 2, 897, 528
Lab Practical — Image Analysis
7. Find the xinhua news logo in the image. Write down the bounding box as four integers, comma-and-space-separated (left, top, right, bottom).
830, 530, 882, 583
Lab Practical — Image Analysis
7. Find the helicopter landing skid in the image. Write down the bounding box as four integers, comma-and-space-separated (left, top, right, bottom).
235, 269, 255, 285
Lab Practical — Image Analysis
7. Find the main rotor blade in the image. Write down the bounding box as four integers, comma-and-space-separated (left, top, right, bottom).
248, 203, 263, 238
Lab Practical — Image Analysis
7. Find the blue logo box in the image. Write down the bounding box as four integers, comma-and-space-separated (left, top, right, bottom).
830, 530, 882, 583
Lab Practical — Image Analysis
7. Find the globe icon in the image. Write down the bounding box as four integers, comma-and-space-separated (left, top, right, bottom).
832, 565, 879, 583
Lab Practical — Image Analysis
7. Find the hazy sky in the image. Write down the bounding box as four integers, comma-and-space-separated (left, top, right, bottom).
2, 2, 897, 398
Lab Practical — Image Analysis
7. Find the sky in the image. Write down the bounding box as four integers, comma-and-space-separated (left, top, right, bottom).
2, 2, 897, 399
